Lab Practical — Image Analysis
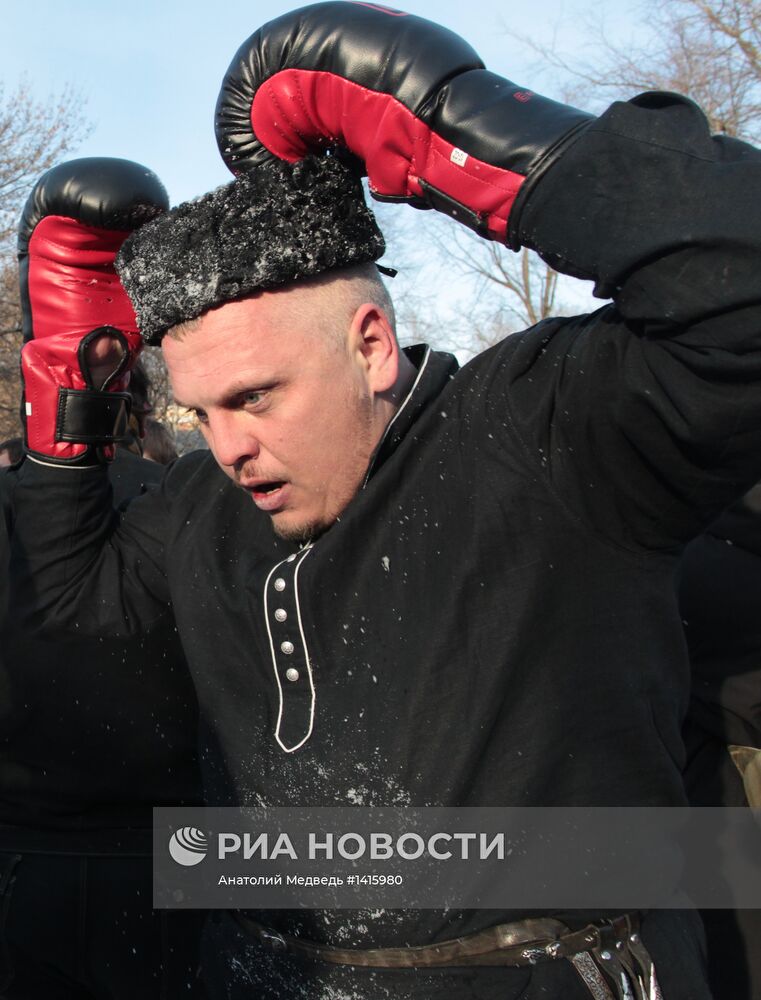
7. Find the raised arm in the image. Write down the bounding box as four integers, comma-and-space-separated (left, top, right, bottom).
10, 158, 173, 636
213, 3, 761, 548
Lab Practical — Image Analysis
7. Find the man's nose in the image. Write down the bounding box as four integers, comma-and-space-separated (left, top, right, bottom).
209, 411, 260, 468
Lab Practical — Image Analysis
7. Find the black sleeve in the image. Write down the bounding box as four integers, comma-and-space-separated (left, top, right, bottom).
8, 458, 172, 638
490, 92, 761, 550
0, 471, 11, 624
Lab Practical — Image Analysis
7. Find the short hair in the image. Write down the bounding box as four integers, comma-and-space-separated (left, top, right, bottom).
142, 419, 178, 465
128, 359, 153, 416
169, 263, 396, 348
0, 438, 23, 464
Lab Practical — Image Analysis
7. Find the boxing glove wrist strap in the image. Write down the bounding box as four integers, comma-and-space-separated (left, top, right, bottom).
54, 389, 132, 445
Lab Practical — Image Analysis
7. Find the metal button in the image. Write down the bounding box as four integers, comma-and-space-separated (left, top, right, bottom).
274, 609, 287, 623
285, 668, 300, 682
274, 578, 286, 592
280, 641, 295, 655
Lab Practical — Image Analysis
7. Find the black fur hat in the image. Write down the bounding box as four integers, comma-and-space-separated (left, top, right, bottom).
116, 156, 385, 344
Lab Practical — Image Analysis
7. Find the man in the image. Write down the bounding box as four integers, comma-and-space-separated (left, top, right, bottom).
9, 2, 761, 997
0, 158, 205, 999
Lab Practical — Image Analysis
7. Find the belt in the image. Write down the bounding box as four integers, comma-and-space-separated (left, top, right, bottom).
232, 911, 663, 1000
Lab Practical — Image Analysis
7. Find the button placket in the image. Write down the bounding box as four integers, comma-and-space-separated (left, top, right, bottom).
263, 546, 316, 753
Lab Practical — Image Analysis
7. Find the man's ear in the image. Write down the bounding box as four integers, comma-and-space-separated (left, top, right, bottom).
349, 303, 399, 395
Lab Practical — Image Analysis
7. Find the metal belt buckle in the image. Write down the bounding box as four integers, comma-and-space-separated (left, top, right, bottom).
260, 928, 288, 953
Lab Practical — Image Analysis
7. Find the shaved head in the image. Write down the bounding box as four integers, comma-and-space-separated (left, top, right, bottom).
167, 264, 395, 351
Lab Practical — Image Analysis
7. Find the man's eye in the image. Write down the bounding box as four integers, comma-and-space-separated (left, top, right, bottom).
194, 409, 209, 425
243, 391, 265, 406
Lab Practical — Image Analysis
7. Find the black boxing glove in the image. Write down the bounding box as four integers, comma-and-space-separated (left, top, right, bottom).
215, 1, 592, 248
18, 157, 168, 466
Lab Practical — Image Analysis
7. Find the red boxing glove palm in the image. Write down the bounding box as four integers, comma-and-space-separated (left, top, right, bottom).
215, 1, 592, 246
18, 157, 168, 466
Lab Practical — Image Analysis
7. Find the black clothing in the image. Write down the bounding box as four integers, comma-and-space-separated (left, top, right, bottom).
0, 851, 205, 999
0, 453, 205, 998
680, 484, 761, 774
0, 450, 202, 849
10, 93, 761, 997
679, 487, 761, 1000
11, 342, 701, 820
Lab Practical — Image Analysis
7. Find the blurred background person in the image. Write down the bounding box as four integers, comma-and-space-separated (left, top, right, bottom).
142, 418, 179, 465
0, 439, 22, 468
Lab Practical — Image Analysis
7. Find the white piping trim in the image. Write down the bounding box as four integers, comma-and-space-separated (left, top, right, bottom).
27, 456, 99, 470
264, 555, 292, 750
289, 545, 316, 752
264, 545, 316, 753
362, 346, 432, 489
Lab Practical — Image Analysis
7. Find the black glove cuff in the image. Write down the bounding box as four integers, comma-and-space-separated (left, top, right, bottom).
56, 389, 132, 445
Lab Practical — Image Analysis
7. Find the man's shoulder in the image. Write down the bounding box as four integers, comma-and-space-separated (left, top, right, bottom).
446, 309, 613, 403
465, 311, 601, 367
110, 448, 162, 493
110, 447, 226, 512
109, 447, 202, 501
163, 448, 222, 493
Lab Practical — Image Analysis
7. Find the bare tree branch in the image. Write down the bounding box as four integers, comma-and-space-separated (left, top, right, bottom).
428, 0, 761, 358
427, 209, 567, 356
510, 0, 761, 139
0, 81, 91, 438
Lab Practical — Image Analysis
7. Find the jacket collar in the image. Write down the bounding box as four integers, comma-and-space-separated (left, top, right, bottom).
363, 344, 459, 487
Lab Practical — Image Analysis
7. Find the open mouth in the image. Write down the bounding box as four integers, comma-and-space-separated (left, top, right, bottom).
247, 480, 289, 512
253, 481, 285, 496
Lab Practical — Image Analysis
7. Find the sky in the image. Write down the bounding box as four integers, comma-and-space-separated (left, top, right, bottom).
1, 0, 637, 337
1, 0, 634, 202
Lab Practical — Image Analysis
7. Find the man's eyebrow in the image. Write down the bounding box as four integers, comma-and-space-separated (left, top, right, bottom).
172, 380, 279, 411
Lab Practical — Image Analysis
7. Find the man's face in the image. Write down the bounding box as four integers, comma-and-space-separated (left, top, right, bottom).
164, 286, 389, 543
